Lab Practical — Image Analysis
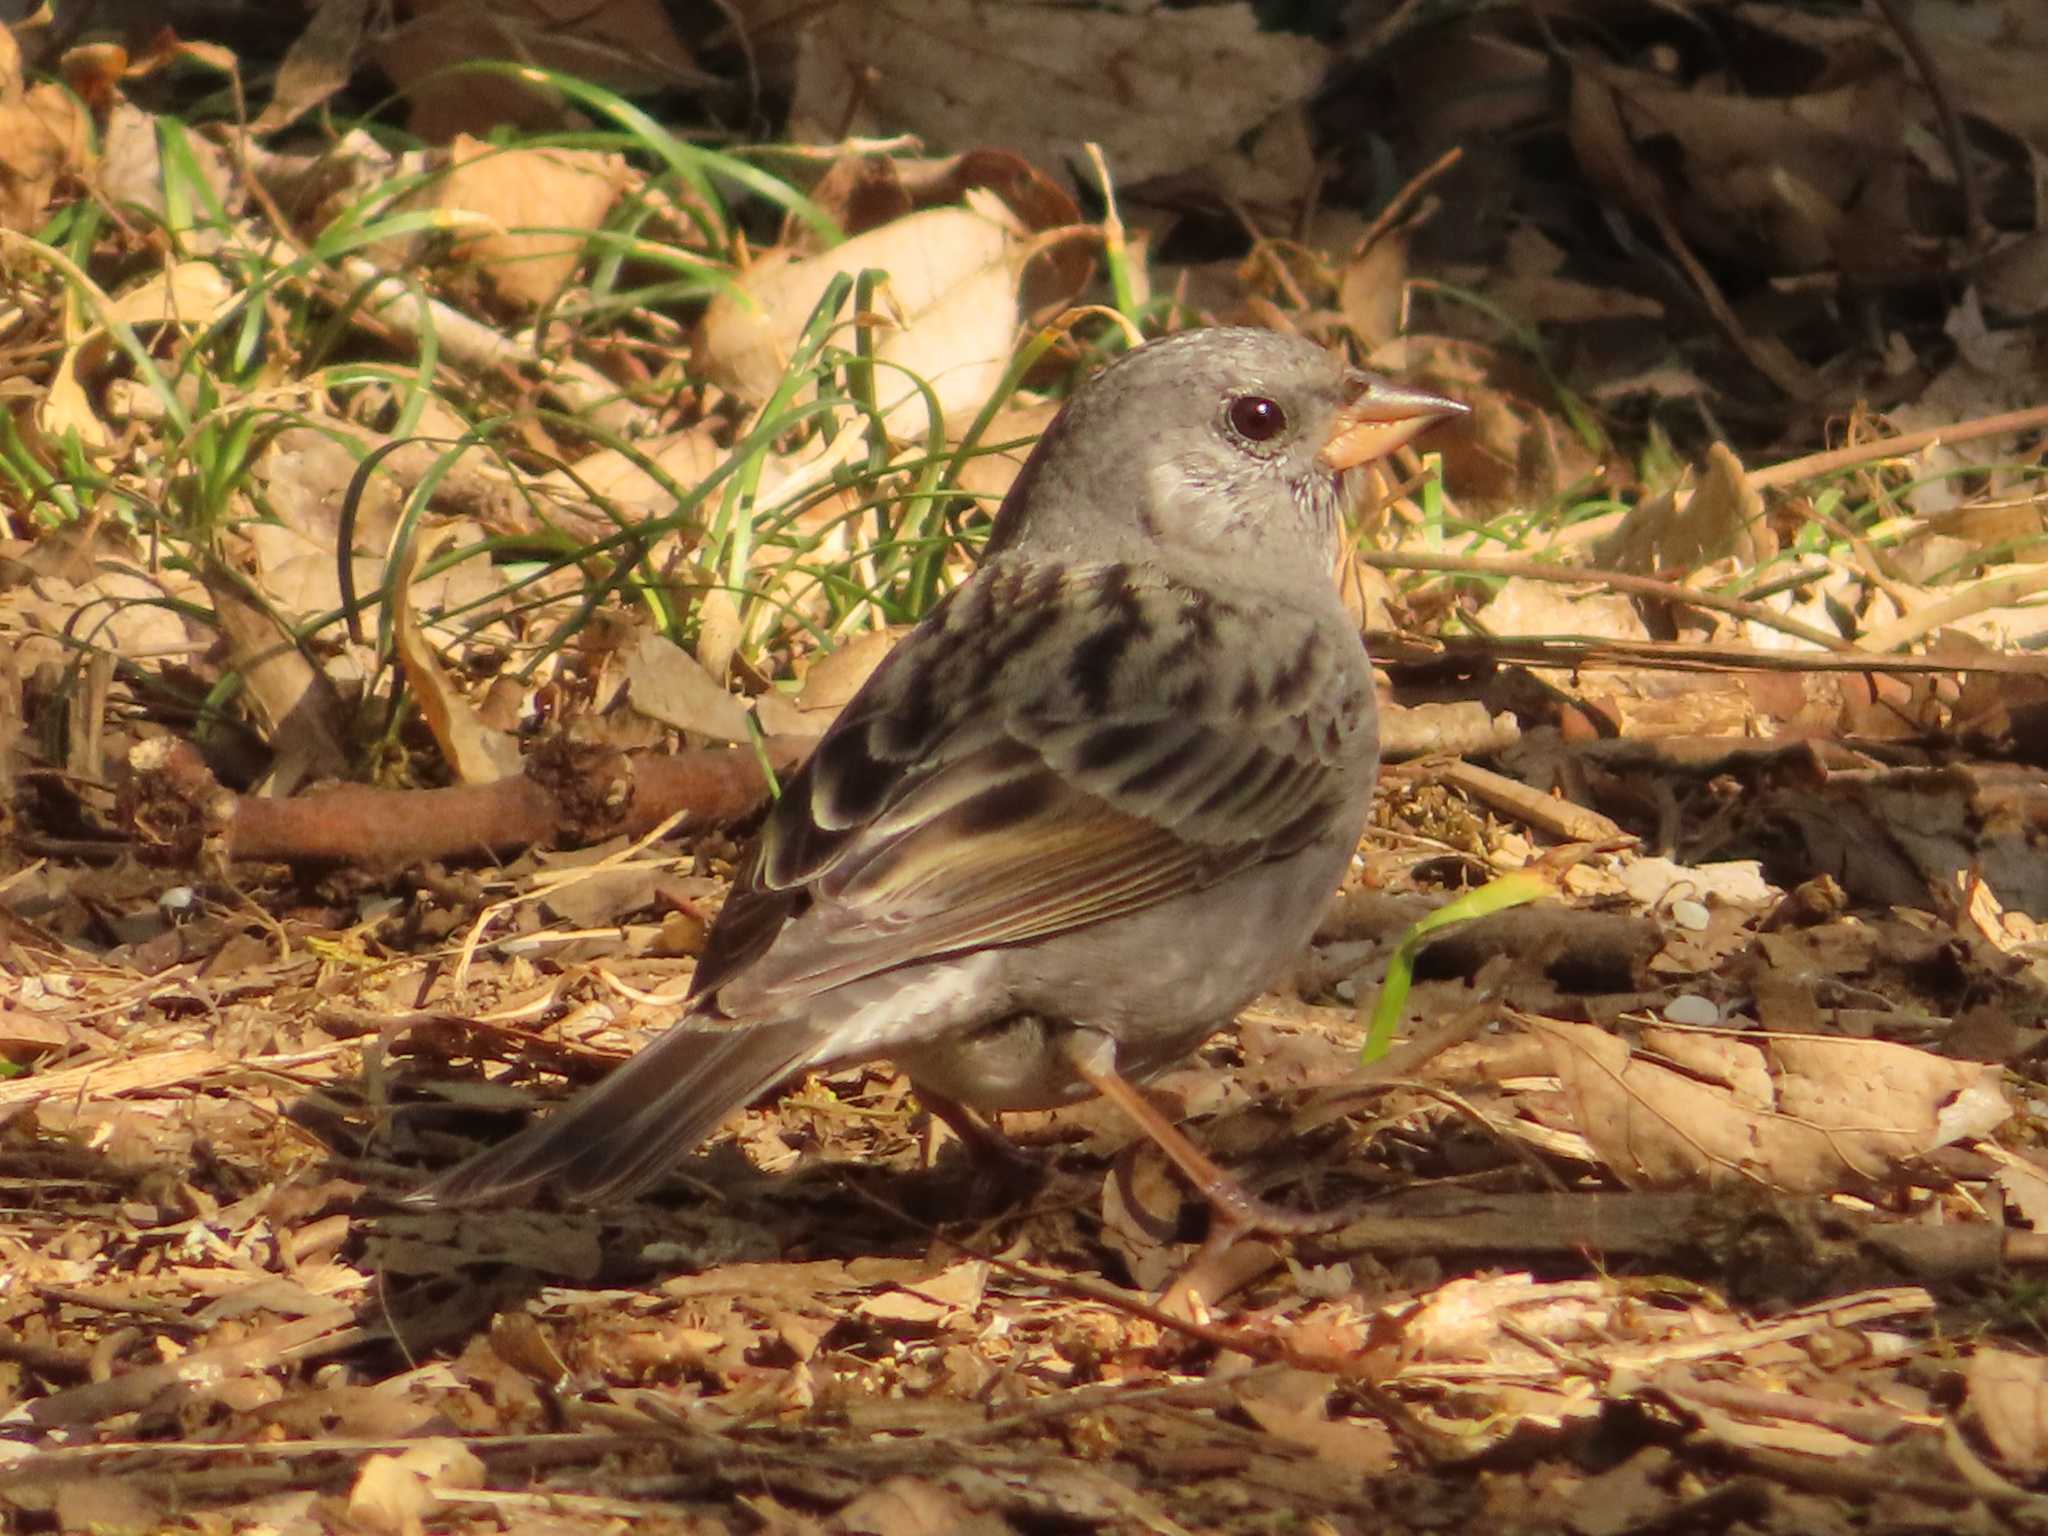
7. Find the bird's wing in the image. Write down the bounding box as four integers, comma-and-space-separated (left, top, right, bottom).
695, 555, 1375, 1016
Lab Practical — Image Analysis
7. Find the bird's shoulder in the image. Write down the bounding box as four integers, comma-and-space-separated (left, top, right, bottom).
857, 553, 1371, 740
757, 553, 1371, 881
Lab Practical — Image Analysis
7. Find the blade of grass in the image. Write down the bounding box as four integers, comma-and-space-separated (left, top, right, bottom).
1359, 871, 1550, 1063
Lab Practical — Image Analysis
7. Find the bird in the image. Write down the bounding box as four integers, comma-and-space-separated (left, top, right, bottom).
423, 326, 1465, 1227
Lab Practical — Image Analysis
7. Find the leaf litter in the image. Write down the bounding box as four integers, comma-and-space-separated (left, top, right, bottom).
4, 1, 2048, 1532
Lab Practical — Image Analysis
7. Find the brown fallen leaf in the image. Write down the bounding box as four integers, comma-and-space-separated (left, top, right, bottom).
391, 530, 522, 784
625, 632, 753, 743
375, 0, 710, 140
791, 0, 1327, 189
440, 135, 630, 309
346, 1439, 487, 1536
200, 557, 353, 794
1594, 442, 1774, 575
1531, 1018, 2010, 1193
1969, 1348, 2048, 1473
0, 26, 92, 233
699, 200, 1030, 441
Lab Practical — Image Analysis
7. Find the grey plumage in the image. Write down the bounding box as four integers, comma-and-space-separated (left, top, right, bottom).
424, 327, 1464, 1209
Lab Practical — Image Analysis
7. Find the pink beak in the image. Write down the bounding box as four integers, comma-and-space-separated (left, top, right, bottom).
1319, 375, 1468, 472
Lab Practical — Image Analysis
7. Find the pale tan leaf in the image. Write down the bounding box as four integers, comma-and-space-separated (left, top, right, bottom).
1532, 1019, 2010, 1193
1970, 1349, 2048, 1472
700, 203, 1022, 439
0, 47, 91, 233
202, 560, 353, 793
346, 1440, 486, 1536
1594, 443, 1773, 574
440, 136, 630, 308
694, 586, 744, 684
392, 532, 522, 784
625, 632, 752, 742
253, 0, 376, 132
539, 426, 725, 517
375, 0, 707, 140
39, 261, 236, 455
796, 625, 903, 713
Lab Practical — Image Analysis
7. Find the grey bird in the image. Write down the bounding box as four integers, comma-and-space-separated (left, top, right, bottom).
424, 326, 1465, 1224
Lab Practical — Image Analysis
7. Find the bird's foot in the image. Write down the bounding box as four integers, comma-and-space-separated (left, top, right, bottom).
917, 1090, 1049, 1213
1062, 1028, 1354, 1239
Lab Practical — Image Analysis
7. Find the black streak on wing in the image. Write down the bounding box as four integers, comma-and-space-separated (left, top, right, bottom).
689, 849, 809, 1006
1267, 630, 1325, 712
1066, 565, 1148, 712
948, 770, 1061, 838
1273, 793, 1344, 853
1075, 721, 1159, 774
1191, 743, 1285, 824
816, 727, 899, 829
1116, 728, 1211, 799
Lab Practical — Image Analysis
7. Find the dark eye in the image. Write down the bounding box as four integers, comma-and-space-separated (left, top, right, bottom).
1227, 394, 1287, 443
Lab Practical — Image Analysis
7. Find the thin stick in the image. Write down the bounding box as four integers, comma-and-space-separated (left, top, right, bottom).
1361, 549, 1857, 653
1753, 403, 2048, 490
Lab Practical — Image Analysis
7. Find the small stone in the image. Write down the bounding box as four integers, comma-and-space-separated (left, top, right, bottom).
1669, 898, 1710, 931
1663, 994, 1720, 1027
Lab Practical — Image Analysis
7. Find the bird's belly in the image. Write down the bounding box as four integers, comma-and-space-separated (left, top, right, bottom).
887, 836, 1357, 1113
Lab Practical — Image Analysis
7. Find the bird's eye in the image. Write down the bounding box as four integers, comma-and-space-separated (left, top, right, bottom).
1227, 394, 1287, 443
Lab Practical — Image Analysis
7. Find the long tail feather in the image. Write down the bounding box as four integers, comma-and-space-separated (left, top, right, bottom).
417, 1017, 828, 1207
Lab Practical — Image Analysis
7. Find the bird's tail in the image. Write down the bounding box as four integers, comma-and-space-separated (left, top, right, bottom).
415, 1015, 828, 1207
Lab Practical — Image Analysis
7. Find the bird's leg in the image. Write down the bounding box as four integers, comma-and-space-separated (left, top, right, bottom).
1061, 1028, 1350, 1237
919, 1090, 1037, 1172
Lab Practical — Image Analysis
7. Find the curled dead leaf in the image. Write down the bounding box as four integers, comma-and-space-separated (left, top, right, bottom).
1532, 1018, 2010, 1193
37, 262, 236, 458
392, 530, 523, 784
441, 135, 630, 309
699, 200, 1027, 441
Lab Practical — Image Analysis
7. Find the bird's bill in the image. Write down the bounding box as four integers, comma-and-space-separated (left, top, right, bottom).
1319, 378, 1469, 472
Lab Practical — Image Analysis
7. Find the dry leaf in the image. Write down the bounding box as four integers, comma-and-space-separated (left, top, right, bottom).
792, 0, 1327, 188
796, 626, 903, 712
802, 146, 1090, 305
831, 1477, 982, 1536
255, 0, 377, 132
1238, 1371, 1396, 1473
1337, 229, 1410, 355
1535, 1019, 2011, 1192
200, 559, 353, 794
39, 262, 237, 457
695, 586, 743, 684
625, 632, 752, 742
346, 1439, 486, 1536
441, 136, 629, 308
540, 426, 725, 521
375, 0, 707, 140
391, 531, 522, 784
100, 101, 235, 232
1594, 443, 1774, 574
1485, 224, 1664, 328
0, 26, 92, 232
1969, 1349, 2048, 1472
699, 201, 1024, 440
